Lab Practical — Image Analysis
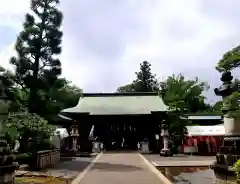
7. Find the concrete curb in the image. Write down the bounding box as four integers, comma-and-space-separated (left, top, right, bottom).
152, 160, 214, 167
71, 152, 103, 184
138, 153, 173, 184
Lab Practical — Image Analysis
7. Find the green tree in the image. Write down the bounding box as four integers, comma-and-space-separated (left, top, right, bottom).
160, 74, 209, 112
10, 0, 63, 115
159, 74, 209, 152
43, 78, 82, 121
213, 101, 223, 112
117, 84, 135, 93
0, 66, 20, 112
117, 61, 159, 92
216, 45, 240, 72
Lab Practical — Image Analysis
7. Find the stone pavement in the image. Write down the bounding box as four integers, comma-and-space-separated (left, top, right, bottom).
78, 153, 162, 184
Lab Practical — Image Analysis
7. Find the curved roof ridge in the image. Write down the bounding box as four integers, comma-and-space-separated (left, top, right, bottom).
82, 92, 159, 97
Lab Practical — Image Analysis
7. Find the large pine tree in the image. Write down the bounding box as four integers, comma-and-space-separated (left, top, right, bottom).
133, 61, 158, 92
117, 61, 158, 92
10, 0, 63, 114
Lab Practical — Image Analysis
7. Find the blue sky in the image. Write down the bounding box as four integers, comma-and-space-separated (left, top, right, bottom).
1, 0, 240, 103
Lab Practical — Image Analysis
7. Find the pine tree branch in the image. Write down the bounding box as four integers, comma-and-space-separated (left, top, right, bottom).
13, 78, 28, 94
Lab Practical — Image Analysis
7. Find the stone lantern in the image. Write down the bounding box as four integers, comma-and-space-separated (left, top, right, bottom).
70, 124, 79, 152
212, 71, 240, 180
160, 123, 172, 156
0, 75, 18, 184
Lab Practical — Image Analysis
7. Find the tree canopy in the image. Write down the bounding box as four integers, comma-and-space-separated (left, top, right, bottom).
159, 74, 210, 112
212, 101, 223, 112
216, 45, 240, 72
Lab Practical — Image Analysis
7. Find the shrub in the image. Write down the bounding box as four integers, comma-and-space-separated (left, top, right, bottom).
234, 159, 240, 181
5, 112, 56, 152
15, 153, 32, 165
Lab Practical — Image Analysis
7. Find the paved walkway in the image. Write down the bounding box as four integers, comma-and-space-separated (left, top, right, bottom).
78, 153, 162, 184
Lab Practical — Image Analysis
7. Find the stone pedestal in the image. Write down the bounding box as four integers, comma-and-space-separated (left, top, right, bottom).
92, 142, 100, 153
212, 71, 239, 181
160, 129, 172, 156
212, 117, 240, 179
224, 117, 240, 136
0, 164, 18, 184
141, 141, 149, 153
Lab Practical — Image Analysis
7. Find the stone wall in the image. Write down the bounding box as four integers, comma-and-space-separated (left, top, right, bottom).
34, 149, 60, 170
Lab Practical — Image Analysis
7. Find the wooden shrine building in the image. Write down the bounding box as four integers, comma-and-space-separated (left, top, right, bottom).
59, 92, 168, 152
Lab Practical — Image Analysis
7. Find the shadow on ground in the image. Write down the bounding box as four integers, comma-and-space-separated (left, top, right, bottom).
92, 162, 143, 172
23, 156, 142, 178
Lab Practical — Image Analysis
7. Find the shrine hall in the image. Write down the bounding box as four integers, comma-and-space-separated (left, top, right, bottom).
58, 92, 168, 152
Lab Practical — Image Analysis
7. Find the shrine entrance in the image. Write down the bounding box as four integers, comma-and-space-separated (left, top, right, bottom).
92, 114, 158, 151
59, 92, 168, 153
100, 122, 139, 151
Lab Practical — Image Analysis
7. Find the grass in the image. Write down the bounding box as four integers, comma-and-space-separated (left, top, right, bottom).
16, 176, 71, 184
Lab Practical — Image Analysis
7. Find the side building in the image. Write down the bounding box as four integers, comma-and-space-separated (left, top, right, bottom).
182, 113, 223, 155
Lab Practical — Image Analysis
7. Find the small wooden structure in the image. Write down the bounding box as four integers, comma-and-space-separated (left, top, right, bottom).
182, 114, 223, 155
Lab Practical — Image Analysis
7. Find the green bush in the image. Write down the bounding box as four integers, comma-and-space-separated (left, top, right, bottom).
25, 139, 56, 152
234, 159, 240, 180
37, 139, 56, 151
5, 113, 56, 153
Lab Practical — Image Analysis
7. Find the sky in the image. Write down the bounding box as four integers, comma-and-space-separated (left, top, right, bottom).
1, 0, 240, 104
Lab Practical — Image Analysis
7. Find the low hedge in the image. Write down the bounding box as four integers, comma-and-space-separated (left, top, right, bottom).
14, 153, 32, 165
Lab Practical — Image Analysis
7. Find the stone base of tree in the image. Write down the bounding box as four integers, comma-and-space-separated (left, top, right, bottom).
0, 164, 18, 184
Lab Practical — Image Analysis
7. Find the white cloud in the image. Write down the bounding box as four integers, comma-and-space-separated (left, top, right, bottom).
0, 42, 16, 69
0, 0, 240, 102
0, 0, 29, 28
